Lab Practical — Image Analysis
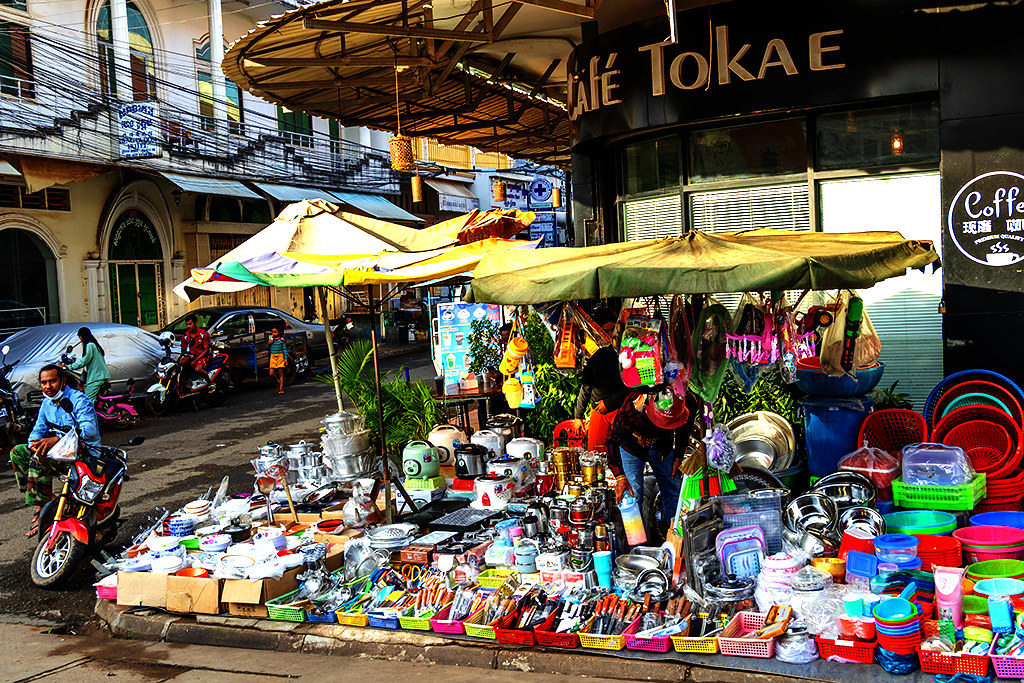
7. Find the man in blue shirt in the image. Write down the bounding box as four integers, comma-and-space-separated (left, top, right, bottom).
9, 364, 100, 537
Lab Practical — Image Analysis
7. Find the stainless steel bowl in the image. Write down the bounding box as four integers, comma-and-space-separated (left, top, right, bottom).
783, 526, 840, 558
812, 472, 877, 512
840, 506, 886, 536
727, 411, 796, 471
784, 492, 839, 534
614, 553, 660, 576
734, 436, 778, 470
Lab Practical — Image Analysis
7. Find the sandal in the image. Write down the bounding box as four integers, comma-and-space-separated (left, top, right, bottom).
25, 510, 39, 539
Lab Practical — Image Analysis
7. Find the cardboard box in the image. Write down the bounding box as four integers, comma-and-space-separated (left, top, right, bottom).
116, 571, 168, 608
166, 575, 221, 615
272, 511, 321, 525
222, 566, 301, 618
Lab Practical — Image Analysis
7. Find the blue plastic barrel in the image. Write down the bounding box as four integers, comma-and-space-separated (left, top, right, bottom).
801, 395, 874, 478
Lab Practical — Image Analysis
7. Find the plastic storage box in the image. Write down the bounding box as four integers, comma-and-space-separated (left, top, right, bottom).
801, 396, 874, 478
902, 443, 973, 486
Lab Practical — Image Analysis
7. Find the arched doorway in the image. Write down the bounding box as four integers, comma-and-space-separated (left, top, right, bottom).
107, 209, 164, 328
0, 228, 58, 336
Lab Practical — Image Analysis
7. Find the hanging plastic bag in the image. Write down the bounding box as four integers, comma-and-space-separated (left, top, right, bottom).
48, 428, 79, 462
820, 291, 882, 378
568, 303, 614, 353
663, 295, 694, 394
552, 303, 581, 371
618, 315, 664, 388
688, 301, 731, 403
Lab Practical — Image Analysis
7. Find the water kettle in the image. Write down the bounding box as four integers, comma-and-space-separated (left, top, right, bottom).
402, 440, 441, 479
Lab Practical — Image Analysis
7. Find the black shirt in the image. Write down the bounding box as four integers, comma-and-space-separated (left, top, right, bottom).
573, 345, 630, 419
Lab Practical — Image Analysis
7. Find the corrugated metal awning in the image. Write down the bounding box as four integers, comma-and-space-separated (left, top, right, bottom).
252, 182, 338, 203
0, 160, 20, 176
160, 172, 261, 199
425, 179, 478, 200
330, 190, 424, 223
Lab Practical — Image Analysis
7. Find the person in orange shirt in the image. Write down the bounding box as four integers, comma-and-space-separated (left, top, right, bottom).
572, 308, 627, 451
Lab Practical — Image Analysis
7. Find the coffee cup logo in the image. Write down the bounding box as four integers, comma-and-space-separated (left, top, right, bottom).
948, 171, 1024, 267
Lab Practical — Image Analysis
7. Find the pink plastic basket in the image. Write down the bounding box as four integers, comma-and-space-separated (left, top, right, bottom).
624, 613, 672, 653
429, 604, 468, 635
717, 612, 776, 658
989, 639, 1024, 679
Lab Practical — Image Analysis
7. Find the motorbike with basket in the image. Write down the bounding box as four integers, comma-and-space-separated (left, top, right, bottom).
146, 332, 230, 415
59, 346, 140, 429
0, 343, 33, 448
31, 435, 145, 588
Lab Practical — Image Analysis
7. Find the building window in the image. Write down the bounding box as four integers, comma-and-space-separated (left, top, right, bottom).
0, 21, 33, 99
0, 0, 27, 10
107, 209, 163, 328
816, 103, 940, 171
277, 106, 313, 148
97, 0, 157, 101
0, 183, 72, 211
620, 136, 680, 196
195, 38, 243, 134
688, 119, 807, 183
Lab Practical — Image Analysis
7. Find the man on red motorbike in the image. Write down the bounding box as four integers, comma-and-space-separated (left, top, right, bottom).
180, 314, 212, 386
9, 365, 100, 537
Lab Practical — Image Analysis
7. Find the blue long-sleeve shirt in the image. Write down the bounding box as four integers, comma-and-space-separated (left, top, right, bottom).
29, 386, 101, 448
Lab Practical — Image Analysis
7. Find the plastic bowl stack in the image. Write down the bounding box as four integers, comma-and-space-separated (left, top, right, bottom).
199, 533, 232, 552
971, 511, 1024, 529
874, 597, 921, 654
966, 559, 1024, 581
953, 525, 1024, 563
883, 511, 957, 536
916, 534, 963, 568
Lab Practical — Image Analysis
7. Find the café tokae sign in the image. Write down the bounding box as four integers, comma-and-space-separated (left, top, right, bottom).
569, 25, 845, 121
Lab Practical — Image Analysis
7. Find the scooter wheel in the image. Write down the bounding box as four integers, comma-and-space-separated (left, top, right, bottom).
31, 530, 86, 589
146, 391, 174, 416
111, 406, 139, 430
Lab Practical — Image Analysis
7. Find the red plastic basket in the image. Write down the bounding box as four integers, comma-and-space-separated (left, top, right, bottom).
975, 495, 1024, 514
932, 380, 1024, 430
717, 612, 775, 658
494, 610, 550, 646
857, 409, 928, 458
815, 637, 876, 663
943, 420, 1012, 473
989, 639, 1024, 678
917, 646, 990, 676
933, 405, 1023, 480
534, 618, 580, 649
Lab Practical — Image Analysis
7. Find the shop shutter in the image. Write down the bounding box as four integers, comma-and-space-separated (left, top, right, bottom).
821, 174, 943, 411
689, 184, 811, 310
622, 194, 683, 242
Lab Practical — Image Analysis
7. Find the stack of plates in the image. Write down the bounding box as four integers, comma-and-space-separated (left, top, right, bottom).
365, 523, 418, 549
184, 500, 212, 518
726, 411, 795, 472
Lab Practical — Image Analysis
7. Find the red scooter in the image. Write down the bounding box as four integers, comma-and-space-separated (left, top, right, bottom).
31, 436, 144, 588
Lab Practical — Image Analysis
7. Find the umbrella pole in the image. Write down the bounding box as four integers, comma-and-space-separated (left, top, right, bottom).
368, 288, 394, 523
318, 286, 344, 413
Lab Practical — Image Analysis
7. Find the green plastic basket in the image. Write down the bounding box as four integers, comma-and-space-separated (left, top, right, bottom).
477, 568, 516, 588
966, 559, 1024, 581
462, 607, 498, 639
892, 473, 986, 511
266, 589, 308, 623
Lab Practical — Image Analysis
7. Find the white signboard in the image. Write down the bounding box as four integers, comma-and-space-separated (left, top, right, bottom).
117, 101, 162, 159
439, 193, 479, 213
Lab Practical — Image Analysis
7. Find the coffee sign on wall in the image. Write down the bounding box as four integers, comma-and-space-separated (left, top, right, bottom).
947, 171, 1024, 267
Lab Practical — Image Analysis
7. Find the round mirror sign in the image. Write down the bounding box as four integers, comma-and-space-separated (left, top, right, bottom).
947, 170, 1024, 267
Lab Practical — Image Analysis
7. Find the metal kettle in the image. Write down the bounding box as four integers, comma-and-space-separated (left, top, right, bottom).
454, 443, 489, 478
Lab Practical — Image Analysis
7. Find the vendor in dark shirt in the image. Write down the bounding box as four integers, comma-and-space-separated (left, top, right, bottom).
573, 309, 628, 450
605, 387, 696, 524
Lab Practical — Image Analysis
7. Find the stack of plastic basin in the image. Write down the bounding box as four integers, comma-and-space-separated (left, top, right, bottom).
953, 525, 1024, 563
883, 511, 957, 536
966, 559, 1024, 582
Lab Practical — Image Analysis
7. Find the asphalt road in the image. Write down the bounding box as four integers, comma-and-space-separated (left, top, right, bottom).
0, 348, 434, 627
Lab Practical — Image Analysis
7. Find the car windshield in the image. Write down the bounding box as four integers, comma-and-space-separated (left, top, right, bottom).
165, 312, 215, 333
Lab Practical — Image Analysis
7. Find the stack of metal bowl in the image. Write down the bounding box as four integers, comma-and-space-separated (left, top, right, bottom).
727, 411, 796, 472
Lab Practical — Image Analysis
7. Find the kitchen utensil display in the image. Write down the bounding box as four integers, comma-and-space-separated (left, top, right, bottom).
402, 440, 441, 479
470, 429, 505, 458
455, 443, 489, 478
427, 424, 467, 464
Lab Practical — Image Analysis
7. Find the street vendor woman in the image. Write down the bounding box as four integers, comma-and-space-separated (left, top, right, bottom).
573, 308, 629, 451
9, 364, 101, 538
605, 386, 696, 526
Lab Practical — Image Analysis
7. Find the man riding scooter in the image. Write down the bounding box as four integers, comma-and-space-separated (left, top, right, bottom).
9, 364, 101, 538
180, 314, 212, 388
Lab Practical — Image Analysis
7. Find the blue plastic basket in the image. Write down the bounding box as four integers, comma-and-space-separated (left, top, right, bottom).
925, 369, 1024, 430
368, 614, 400, 629
971, 511, 1024, 529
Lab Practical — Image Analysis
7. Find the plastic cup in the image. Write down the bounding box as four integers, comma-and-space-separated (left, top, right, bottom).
592, 550, 612, 573
843, 595, 864, 617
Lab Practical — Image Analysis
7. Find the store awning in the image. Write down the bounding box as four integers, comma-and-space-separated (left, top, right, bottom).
425, 179, 478, 201
493, 172, 535, 183
329, 190, 423, 223
0, 160, 20, 176
252, 182, 338, 203
160, 172, 261, 199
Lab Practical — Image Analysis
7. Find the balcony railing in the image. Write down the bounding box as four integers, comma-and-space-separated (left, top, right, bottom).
0, 77, 398, 194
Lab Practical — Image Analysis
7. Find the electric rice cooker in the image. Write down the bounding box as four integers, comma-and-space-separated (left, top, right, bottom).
487, 455, 535, 490
472, 474, 514, 510
505, 437, 544, 465
470, 429, 505, 458
427, 424, 466, 464
454, 443, 489, 478
402, 440, 441, 479
487, 413, 524, 441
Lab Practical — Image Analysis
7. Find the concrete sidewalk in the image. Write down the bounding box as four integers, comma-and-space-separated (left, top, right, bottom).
4, 620, 621, 683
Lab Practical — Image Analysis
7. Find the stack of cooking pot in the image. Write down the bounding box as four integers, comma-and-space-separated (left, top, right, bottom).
321, 411, 376, 482
287, 441, 325, 486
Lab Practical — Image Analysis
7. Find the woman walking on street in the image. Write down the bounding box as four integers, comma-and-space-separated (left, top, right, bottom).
69, 327, 109, 404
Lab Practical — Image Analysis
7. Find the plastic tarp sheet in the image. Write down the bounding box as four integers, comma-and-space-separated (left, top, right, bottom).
468, 228, 941, 304
3, 323, 164, 404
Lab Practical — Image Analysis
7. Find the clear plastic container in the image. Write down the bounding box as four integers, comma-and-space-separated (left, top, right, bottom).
873, 534, 919, 563
902, 442, 974, 486
839, 446, 899, 501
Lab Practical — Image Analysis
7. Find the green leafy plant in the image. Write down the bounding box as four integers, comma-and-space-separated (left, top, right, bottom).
713, 366, 805, 449
523, 310, 555, 366
318, 340, 444, 459
524, 362, 582, 440
870, 380, 913, 410
468, 318, 501, 372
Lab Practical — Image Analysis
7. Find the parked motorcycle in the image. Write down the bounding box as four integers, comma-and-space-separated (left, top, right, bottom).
59, 346, 140, 430
31, 436, 144, 588
0, 343, 33, 448
145, 332, 230, 416
333, 317, 357, 352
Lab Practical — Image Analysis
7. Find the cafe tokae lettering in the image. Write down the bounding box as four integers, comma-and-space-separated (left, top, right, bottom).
569, 26, 844, 120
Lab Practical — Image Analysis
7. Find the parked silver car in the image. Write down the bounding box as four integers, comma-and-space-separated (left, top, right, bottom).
4, 322, 164, 407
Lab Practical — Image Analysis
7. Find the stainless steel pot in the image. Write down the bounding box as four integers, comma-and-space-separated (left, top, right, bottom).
784, 492, 839, 535
322, 429, 371, 457
455, 443, 488, 477
323, 411, 365, 435
323, 449, 379, 481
